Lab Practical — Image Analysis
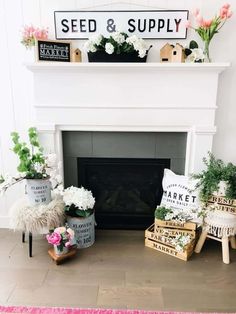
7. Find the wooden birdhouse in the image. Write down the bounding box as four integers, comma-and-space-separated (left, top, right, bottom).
171, 43, 185, 63
160, 43, 174, 62
72, 48, 82, 62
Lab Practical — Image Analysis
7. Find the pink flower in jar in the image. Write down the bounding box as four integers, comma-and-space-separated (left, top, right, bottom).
65, 241, 71, 248
46, 232, 61, 246
193, 8, 200, 17
203, 19, 213, 28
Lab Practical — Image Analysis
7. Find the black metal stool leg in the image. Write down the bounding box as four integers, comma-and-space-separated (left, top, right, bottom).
22, 231, 25, 243
29, 232, 32, 257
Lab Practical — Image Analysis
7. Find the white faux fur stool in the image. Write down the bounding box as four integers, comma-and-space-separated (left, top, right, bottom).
9, 196, 65, 257
195, 210, 236, 264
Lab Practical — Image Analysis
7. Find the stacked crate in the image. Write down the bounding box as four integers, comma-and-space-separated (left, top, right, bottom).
207, 195, 236, 215
145, 219, 197, 261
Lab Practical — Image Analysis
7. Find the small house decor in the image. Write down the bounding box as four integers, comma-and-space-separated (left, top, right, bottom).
160, 43, 185, 63
72, 48, 82, 62
186, 4, 233, 62
63, 186, 95, 248
84, 32, 150, 62
0, 128, 62, 206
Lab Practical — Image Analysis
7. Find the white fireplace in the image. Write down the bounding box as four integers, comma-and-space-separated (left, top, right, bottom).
26, 62, 229, 180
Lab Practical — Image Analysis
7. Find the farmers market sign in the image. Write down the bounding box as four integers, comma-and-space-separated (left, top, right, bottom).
54, 10, 189, 40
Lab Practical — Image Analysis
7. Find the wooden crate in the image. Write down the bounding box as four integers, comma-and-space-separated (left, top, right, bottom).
145, 224, 195, 261
207, 196, 236, 215
155, 226, 196, 238
155, 218, 197, 231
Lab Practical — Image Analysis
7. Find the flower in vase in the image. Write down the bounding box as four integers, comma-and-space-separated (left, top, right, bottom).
186, 4, 233, 62
21, 25, 48, 49
46, 232, 61, 246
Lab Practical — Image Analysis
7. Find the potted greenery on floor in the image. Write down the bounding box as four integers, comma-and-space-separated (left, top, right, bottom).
193, 152, 236, 203
63, 186, 96, 248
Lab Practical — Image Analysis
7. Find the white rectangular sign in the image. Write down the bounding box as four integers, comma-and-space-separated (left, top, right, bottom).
54, 10, 189, 40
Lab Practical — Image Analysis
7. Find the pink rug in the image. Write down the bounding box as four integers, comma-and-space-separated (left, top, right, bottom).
0, 307, 234, 314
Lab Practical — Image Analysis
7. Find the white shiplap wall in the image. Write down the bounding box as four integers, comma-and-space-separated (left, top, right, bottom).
0, 0, 235, 227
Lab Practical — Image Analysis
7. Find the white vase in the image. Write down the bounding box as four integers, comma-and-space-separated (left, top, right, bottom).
213, 180, 227, 196
54, 245, 68, 256
26, 178, 52, 206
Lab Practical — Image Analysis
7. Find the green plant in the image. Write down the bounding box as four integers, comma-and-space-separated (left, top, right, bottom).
11, 127, 46, 179
155, 206, 170, 220
193, 152, 236, 202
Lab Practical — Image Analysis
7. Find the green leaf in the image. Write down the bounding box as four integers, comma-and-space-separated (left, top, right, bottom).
189, 40, 198, 49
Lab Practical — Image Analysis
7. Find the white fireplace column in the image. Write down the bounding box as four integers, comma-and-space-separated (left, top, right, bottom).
26, 62, 229, 176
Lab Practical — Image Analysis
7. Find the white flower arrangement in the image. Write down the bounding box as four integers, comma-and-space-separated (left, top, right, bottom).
63, 186, 95, 218
155, 206, 193, 223
186, 48, 205, 63
171, 234, 192, 253
84, 31, 150, 59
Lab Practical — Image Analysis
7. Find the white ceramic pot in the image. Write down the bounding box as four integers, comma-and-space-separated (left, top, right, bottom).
54, 245, 68, 256
26, 178, 52, 206
213, 180, 227, 197
66, 213, 95, 248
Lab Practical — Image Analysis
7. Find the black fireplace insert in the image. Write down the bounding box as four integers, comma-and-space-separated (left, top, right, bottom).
78, 157, 170, 230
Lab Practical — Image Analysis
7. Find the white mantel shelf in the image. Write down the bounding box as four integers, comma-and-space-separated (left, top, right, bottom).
26, 62, 230, 73
26, 61, 230, 174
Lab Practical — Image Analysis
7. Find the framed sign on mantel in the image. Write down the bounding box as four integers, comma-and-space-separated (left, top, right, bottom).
36, 39, 72, 62
54, 10, 189, 40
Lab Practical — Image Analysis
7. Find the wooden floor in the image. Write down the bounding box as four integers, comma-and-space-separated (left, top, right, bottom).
1, 228, 236, 312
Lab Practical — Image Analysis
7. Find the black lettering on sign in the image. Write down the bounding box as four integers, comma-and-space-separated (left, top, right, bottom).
128, 19, 135, 32
175, 18, 181, 32
157, 19, 165, 31
71, 19, 78, 32
37, 40, 71, 62
61, 19, 69, 33
89, 19, 96, 32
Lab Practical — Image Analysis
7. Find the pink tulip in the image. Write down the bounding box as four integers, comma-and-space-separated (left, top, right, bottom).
193, 8, 200, 17
46, 232, 61, 246
226, 10, 233, 18
203, 19, 213, 28
220, 7, 228, 19
185, 20, 191, 28
222, 3, 230, 9
196, 15, 204, 26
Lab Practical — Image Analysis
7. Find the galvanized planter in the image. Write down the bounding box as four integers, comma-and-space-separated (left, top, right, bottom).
66, 213, 95, 248
26, 178, 52, 206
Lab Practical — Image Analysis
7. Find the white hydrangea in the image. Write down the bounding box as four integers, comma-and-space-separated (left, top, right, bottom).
105, 43, 114, 54
0, 174, 19, 196
84, 40, 97, 53
90, 34, 103, 46
63, 186, 95, 210
186, 48, 205, 63
111, 32, 125, 44
45, 153, 63, 189
126, 35, 148, 58
171, 235, 192, 252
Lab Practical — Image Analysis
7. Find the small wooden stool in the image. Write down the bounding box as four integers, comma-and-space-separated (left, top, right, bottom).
48, 247, 77, 265
195, 230, 236, 264
195, 209, 236, 264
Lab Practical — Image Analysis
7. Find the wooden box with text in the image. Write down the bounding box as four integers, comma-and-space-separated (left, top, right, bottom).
207, 196, 236, 215
145, 224, 195, 261
155, 218, 197, 232
145, 224, 196, 261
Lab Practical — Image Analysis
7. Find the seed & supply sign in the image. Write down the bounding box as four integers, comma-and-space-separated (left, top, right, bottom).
54, 10, 189, 40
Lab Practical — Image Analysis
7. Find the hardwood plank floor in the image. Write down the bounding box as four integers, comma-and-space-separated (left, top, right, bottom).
0, 229, 236, 311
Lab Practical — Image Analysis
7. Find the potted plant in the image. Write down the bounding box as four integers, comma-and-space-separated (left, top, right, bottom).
63, 186, 95, 248
84, 31, 151, 62
46, 225, 75, 256
0, 127, 62, 205
193, 152, 236, 202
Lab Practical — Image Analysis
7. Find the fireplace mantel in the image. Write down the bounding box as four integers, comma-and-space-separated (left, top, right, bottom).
26, 62, 229, 175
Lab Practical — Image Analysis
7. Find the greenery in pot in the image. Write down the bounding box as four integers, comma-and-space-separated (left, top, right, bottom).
155, 206, 192, 222
63, 186, 95, 218
192, 152, 236, 202
0, 127, 62, 194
